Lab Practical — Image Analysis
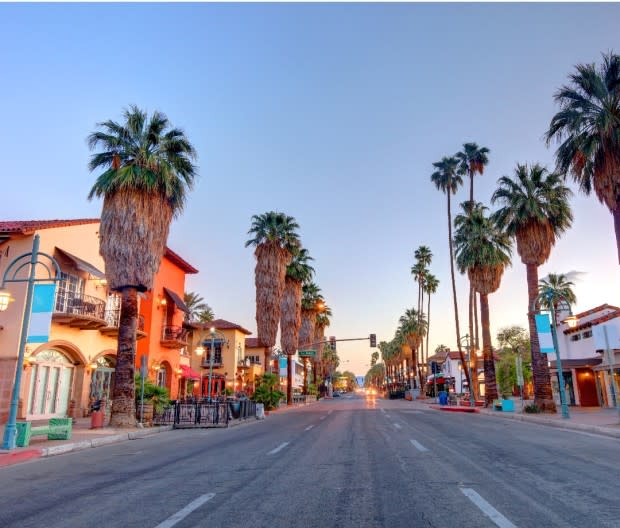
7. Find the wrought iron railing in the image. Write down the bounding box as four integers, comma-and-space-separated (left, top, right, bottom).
202, 354, 223, 367
152, 400, 257, 427
54, 291, 106, 320
103, 308, 145, 331
161, 325, 188, 342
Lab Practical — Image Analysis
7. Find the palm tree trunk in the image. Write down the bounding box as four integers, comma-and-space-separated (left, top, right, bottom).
426, 293, 431, 378
527, 263, 556, 411
469, 173, 474, 207
468, 284, 478, 399
479, 293, 498, 405
447, 193, 471, 390
110, 287, 138, 427
303, 358, 308, 394
474, 293, 480, 352
287, 354, 293, 405
264, 347, 271, 374
614, 204, 620, 265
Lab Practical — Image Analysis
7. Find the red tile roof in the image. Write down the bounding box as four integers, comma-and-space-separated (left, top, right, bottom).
0, 219, 99, 234
564, 309, 620, 335
208, 319, 252, 335
0, 218, 198, 274
574, 304, 620, 320
245, 338, 262, 348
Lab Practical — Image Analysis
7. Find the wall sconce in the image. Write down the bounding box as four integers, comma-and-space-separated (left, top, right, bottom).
23, 351, 35, 368
95, 278, 108, 289
0, 288, 15, 312
157, 295, 167, 309
175, 367, 182, 376
195, 346, 205, 356
562, 315, 578, 329
151, 363, 160, 372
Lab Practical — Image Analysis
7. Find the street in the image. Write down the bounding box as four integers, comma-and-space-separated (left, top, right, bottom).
0, 394, 618, 528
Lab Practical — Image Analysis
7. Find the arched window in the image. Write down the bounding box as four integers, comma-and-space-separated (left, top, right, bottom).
156, 367, 167, 388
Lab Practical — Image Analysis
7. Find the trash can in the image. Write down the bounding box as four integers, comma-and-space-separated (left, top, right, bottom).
90, 399, 105, 429
438, 391, 448, 406
256, 403, 265, 420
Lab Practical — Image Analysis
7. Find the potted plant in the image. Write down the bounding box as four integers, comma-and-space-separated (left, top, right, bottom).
135, 375, 171, 424
251, 373, 284, 413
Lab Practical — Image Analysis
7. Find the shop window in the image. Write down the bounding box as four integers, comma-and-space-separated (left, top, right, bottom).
582, 330, 593, 339
570, 334, 581, 342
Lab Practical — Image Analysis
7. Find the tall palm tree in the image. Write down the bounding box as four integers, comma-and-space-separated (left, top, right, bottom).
246, 212, 301, 373
492, 164, 573, 411
455, 202, 512, 405
184, 292, 209, 322
399, 308, 428, 387
431, 156, 468, 388
88, 105, 197, 427
299, 282, 323, 393
545, 52, 620, 263
280, 248, 314, 405
423, 273, 439, 367
457, 143, 490, 355
315, 304, 332, 381
196, 307, 215, 323
412, 245, 433, 367
538, 273, 578, 319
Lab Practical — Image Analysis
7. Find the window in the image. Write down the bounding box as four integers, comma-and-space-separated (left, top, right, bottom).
570, 334, 581, 342
55, 272, 84, 312
582, 330, 593, 339
156, 368, 166, 388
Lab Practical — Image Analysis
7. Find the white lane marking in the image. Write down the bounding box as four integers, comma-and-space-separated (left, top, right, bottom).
460, 488, 517, 528
155, 493, 215, 528
305, 425, 314, 431
380, 408, 386, 414
393, 423, 402, 429
328, 410, 333, 415
320, 415, 327, 420
410, 439, 428, 452
385, 414, 391, 418
268, 442, 289, 455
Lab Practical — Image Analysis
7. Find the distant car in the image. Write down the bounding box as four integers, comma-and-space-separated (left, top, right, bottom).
333, 391, 341, 397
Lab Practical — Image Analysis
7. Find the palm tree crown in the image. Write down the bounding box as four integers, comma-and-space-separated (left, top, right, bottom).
184, 291, 209, 322
456, 142, 490, 204
431, 156, 464, 194
285, 248, 315, 283
491, 164, 572, 266
245, 212, 301, 253
538, 273, 578, 310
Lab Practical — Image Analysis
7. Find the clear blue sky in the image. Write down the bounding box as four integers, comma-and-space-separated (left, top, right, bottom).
1, 3, 619, 375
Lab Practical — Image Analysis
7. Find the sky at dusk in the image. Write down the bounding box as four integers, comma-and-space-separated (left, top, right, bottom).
1, 3, 619, 376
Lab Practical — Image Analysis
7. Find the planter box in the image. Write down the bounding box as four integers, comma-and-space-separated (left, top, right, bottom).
501, 399, 515, 412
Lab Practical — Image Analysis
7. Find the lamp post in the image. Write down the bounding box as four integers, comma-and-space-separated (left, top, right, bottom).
459, 334, 476, 408
531, 293, 576, 419
207, 327, 216, 402
0, 234, 61, 450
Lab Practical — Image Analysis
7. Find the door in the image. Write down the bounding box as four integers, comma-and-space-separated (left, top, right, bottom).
89, 356, 116, 418
27, 350, 74, 420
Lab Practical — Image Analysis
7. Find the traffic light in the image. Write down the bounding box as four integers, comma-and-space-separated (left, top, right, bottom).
329, 336, 336, 351
369, 333, 376, 347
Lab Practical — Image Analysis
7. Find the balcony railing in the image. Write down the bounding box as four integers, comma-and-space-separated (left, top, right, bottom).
53, 292, 107, 329
103, 309, 145, 331
161, 325, 189, 348
202, 354, 223, 368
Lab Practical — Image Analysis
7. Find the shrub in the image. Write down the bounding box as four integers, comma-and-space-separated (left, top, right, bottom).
135, 374, 170, 413
524, 403, 541, 414
251, 373, 284, 411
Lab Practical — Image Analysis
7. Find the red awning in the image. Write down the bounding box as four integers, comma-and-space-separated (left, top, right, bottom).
180, 365, 200, 380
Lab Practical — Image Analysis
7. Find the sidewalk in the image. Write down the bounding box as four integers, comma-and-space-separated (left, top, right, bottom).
413, 397, 620, 438
0, 417, 173, 468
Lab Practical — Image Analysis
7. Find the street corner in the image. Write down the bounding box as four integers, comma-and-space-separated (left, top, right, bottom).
0, 448, 43, 468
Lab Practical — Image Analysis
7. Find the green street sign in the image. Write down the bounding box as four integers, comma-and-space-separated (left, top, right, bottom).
298, 350, 316, 357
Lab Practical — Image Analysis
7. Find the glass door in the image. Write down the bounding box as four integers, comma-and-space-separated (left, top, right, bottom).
27, 351, 74, 420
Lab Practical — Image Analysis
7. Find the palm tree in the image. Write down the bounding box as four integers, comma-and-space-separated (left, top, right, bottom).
454, 202, 512, 405
538, 273, 578, 319
196, 307, 215, 323
412, 245, 433, 367
299, 282, 323, 393
431, 156, 469, 388
423, 273, 439, 367
457, 143, 490, 354
545, 52, 620, 263
88, 105, 197, 427
246, 212, 301, 373
315, 304, 332, 381
280, 248, 314, 405
492, 164, 573, 411
184, 292, 209, 322
399, 308, 428, 387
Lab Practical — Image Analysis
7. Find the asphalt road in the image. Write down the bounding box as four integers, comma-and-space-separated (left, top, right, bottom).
0, 394, 618, 528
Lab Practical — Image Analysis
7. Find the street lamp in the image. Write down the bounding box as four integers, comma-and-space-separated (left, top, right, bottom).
459, 334, 476, 408
1, 234, 61, 450
531, 293, 575, 419
205, 327, 228, 402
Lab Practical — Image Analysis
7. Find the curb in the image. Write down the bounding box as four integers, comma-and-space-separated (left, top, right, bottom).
477, 411, 620, 439
430, 405, 479, 413
0, 426, 174, 468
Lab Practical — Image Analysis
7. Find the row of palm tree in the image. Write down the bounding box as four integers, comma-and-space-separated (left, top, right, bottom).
245, 212, 332, 404
184, 292, 214, 323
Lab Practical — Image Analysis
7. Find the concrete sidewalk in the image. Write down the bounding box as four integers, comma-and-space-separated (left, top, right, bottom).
411, 397, 620, 438
0, 417, 173, 468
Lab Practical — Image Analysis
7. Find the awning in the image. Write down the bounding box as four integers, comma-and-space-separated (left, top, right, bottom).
55, 247, 105, 279
163, 287, 189, 313
180, 365, 200, 380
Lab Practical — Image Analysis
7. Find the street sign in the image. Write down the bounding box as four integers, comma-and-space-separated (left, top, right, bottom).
535, 314, 555, 354
369, 333, 376, 347
298, 350, 316, 357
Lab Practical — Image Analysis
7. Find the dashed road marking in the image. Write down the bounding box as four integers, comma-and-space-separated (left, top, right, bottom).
328, 410, 333, 415
393, 423, 402, 429
268, 442, 289, 455
380, 408, 386, 414
320, 415, 327, 420
154, 493, 216, 528
460, 488, 517, 528
410, 439, 428, 452
305, 425, 314, 431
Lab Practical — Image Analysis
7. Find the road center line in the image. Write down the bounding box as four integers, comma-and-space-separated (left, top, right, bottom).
328, 410, 333, 415
460, 488, 517, 528
320, 415, 326, 420
154, 493, 216, 528
305, 425, 314, 431
410, 439, 428, 452
393, 423, 402, 429
268, 442, 289, 455
380, 408, 386, 414
385, 414, 391, 418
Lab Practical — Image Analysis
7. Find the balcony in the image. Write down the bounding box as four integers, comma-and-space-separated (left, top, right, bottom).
99, 309, 147, 340
53, 293, 107, 330
202, 354, 223, 368
161, 325, 189, 349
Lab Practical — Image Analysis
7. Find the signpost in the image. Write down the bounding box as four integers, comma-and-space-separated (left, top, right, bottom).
298, 350, 317, 358
593, 324, 620, 416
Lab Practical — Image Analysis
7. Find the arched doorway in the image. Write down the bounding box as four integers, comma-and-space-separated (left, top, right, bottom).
157, 361, 172, 393
27, 349, 75, 420
90, 355, 116, 416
